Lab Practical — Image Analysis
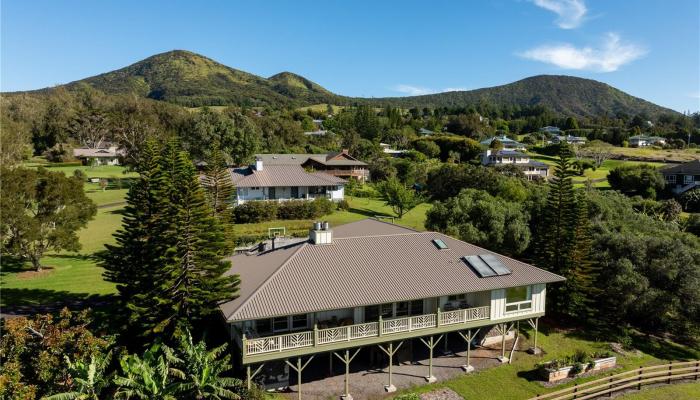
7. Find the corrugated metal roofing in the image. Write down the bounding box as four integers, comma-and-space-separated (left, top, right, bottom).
229, 165, 345, 188
662, 160, 700, 175
219, 219, 564, 322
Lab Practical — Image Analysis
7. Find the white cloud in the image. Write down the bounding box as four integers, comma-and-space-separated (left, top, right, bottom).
689, 92, 700, 99
392, 85, 468, 95
520, 33, 646, 72
393, 84, 435, 96
533, 0, 587, 29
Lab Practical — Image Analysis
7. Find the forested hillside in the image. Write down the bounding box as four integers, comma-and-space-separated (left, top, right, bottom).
8, 50, 678, 118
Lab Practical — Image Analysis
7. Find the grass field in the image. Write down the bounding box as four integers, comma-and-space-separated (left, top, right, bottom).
1, 192, 430, 307
395, 325, 700, 400
614, 382, 700, 399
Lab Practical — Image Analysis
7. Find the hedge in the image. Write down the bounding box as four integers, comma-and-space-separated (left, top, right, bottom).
233, 198, 335, 224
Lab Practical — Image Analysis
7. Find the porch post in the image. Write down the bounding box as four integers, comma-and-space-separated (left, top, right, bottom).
246, 364, 264, 390
497, 323, 510, 363
419, 335, 443, 383
334, 348, 361, 400
285, 356, 315, 400
378, 341, 403, 392
457, 328, 480, 373
527, 318, 541, 355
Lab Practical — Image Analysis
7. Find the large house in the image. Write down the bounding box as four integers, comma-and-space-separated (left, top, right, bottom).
479, 135, 526, 151
481, 149, 549, 180
629, 135, 666, 147
661, 160, 700, 194
221, 219, 564, 394
255, 150, 369, 182
230, 158, 346, 205
73, 145, 123, 166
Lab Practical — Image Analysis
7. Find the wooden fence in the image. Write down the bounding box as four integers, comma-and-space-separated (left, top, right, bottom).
529, 360, 700, 400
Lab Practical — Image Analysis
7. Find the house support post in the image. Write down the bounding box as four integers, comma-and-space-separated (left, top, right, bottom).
334, 348, 361, 400
457, 328, 480, 372
285, 356, 314, 400
419, 335, 443, 383
527, 318, 541, 355
497, 323, 512, 363
378, 341, 403, 392
246, 364, 264, 390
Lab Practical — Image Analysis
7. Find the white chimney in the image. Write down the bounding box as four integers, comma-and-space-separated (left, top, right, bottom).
255, 157, 263, 171
310, 221, 332, 245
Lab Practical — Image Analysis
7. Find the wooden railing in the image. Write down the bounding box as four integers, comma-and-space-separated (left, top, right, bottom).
529, 360, 700, 400
244, 305, 490, 356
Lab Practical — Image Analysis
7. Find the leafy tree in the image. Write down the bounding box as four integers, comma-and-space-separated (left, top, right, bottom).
564, 116, 579, 130
113, 344, 182, 400
353, 105, 382, 140
580, 140, 613, 168
489, 138, 504, 150
44, 351, 114, 400
0, 309, 112, 399
378, 177, 420, 218
182, 108, 260, 165
679, 188, 700, 212
608, 164, 665, 199
413, 140, 440, 158
68, 111, 111, 148
1, 167, 96, 271
169, 330, 243, 400
426, 189, 531, 255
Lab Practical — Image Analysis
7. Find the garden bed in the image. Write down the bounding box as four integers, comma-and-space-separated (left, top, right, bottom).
538, 351, 617, 383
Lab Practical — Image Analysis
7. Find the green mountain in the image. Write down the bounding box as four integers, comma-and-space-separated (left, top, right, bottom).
18, 50, 677, 117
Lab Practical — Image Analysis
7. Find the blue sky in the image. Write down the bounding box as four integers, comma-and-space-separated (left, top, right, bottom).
2, 0, 699, 112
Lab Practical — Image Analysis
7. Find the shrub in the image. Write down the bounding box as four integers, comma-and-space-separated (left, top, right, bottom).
277, 200, 316, 220
312, 197, 334, 216
608, 164, 665, 199
679, 188, 700, 212
233, 201, 278, 223
336, 199, 350, 211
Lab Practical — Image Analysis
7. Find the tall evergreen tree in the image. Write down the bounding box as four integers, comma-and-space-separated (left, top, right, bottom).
537, 144, 578, 312
564, 194, 600, 318
202, 142, 235, 252
103, 140, 239, 341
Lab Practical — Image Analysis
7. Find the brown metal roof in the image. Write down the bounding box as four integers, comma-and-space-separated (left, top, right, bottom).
220, 219, 565, 322
254, 153, 367, 167
230, 165, 345, 188
661, 160, 700, 175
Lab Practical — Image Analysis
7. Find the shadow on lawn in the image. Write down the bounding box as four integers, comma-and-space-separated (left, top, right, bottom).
1, 288, 116, 316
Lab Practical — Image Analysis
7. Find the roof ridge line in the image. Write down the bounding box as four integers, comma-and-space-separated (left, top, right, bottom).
224, 241, 309, 321
334, 231, 425, 240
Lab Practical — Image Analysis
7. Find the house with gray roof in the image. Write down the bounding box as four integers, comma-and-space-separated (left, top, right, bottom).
230, 158, 346, 204
629, 135, 666, 148
73, 145, 123, 166
221, 219, 564, 393
481, 149, 549, 180
479, 135, 526, 150
256, 150, 369, 182
662, 159, 700, 194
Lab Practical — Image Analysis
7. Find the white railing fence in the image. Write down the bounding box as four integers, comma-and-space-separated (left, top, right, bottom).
244, 305, 491, 356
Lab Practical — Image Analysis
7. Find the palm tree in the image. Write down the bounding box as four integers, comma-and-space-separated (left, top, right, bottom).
43, 351, 113, 400
171, 330, 243, 400
113, 344, 183, 400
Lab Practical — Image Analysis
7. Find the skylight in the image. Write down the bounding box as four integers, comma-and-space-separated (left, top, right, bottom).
462, 254, 512, 278
432, 239, 448, 250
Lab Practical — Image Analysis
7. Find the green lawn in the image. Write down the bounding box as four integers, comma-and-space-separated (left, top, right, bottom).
233, 196, 430, 242
2, 196, 430, 307
615, 382, 700, 400
396, 325, 700, 400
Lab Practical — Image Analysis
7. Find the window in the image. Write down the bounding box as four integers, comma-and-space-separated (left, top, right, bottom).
255, 319, 272, 335
448, 293, 467, 302
273, 317, 289, 332
505, 286, 532, 313
291, 314, 307, 330
380, 303, 393, 318
410, 300, 423, 315
250, 187, 260, 190
364, 305, 379, 321
395, 301, 409, 317
684, 175, 694, 184
666, 175, 676, 183
432, 239, 448, 249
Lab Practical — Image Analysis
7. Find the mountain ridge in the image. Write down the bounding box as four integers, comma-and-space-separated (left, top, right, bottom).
10, 49, 678, 118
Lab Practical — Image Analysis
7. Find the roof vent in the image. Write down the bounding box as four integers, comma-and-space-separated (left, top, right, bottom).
462, 254, 512, 278
310, 221, 332, 245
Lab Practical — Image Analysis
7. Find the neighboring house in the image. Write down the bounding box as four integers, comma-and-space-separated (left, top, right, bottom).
380, 142, 407, 157
221, 219, 564, 392
539, 126, 561, 134
73, 146, 123, 166
661, 160, 700, 194
481, 149, 549, 180
418, 128, 435, 136
256, 150, 369, 182
230, 158, 345, 205
303, 130, 328, 136
629, 135, 666, 147
479, 135, 526, 150
551, 135, 587, 146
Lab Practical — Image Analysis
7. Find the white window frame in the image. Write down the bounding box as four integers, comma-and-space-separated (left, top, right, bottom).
504, 285, 533, 314
666, 175, 676, 183
684, 175, 694, 184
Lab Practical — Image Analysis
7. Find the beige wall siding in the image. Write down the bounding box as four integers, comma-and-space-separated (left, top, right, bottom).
490, 284, 546, 321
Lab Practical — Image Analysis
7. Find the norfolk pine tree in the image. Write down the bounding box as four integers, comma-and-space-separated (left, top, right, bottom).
202, 141, 236, 252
